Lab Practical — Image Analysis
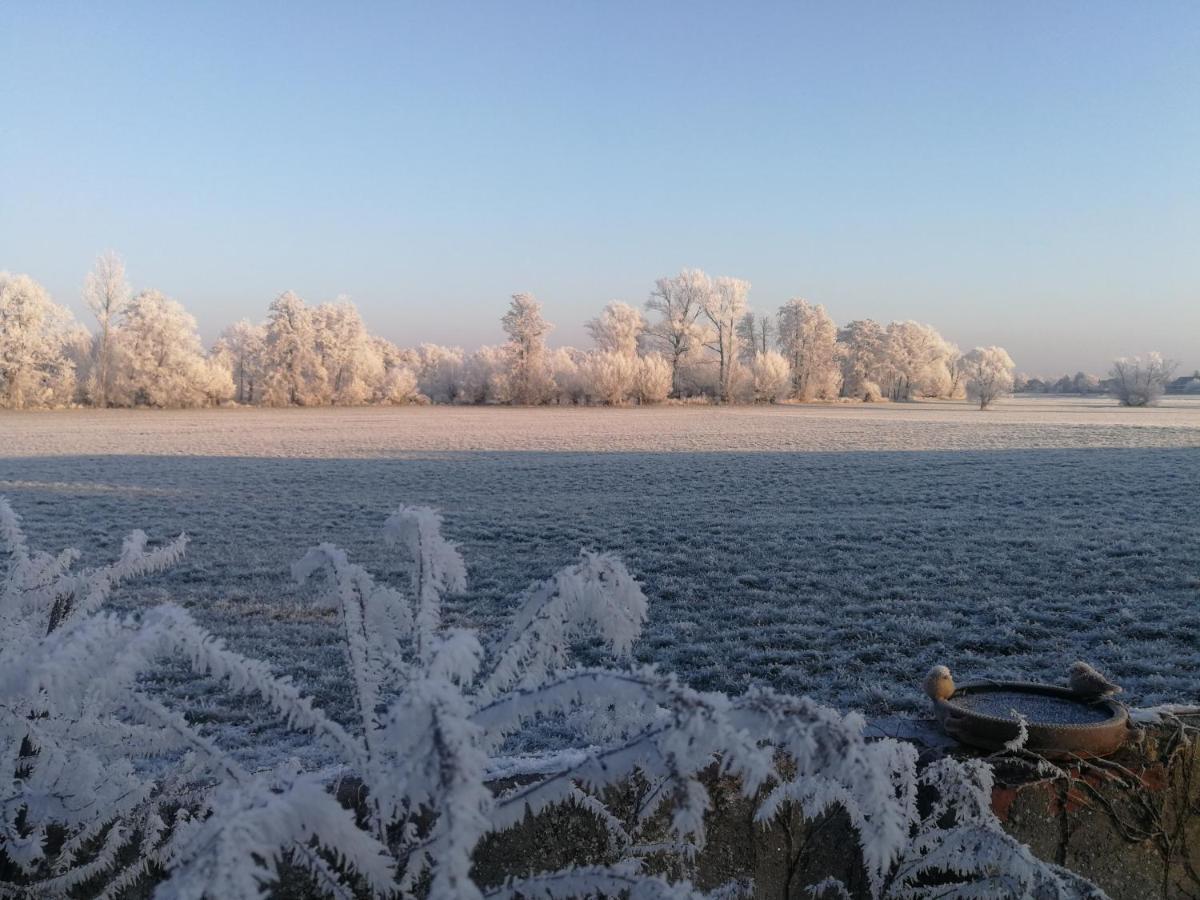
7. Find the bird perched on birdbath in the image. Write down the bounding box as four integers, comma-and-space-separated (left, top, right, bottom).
1068, 661, 1122, 699
923, 665, 955, 702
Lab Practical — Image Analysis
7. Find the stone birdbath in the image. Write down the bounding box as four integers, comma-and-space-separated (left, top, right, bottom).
927, 672, 1130, 759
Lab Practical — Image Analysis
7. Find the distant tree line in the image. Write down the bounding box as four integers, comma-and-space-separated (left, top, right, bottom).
11, 253, 1139, 413
1017, 355, 1190, 407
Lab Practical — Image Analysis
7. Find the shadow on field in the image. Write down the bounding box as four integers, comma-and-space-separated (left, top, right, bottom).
2, 448, 1197, 748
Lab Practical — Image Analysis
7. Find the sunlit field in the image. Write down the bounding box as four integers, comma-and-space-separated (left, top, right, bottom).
3, 396, 1199, 760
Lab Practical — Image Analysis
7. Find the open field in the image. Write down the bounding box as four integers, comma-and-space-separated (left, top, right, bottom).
3, 397, 1199, 761
5, 395, 1200, 455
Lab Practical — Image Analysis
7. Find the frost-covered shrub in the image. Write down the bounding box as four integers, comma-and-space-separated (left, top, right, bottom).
548, 347, 588, 405
1109, 353, 1177, 407
582, 350, 638, 405
378, 365, 423, 404
634, 354, 673, 404
412, 343, 466, 403
0, 497, 392, 899
461, 345, 511, 404
0, 498, 1104, 899
750, 351, 792, 403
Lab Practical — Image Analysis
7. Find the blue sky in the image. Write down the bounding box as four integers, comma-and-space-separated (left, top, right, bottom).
3, 1, 1197, 374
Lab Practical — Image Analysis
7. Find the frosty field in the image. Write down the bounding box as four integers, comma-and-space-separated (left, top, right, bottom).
3, 397, 1199, 760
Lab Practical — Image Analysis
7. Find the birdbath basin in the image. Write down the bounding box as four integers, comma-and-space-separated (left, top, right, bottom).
933, 681, 1129, 759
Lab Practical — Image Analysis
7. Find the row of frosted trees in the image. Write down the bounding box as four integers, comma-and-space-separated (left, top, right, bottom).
0, 256, 1017, 409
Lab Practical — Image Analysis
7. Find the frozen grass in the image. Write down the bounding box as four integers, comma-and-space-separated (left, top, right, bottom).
2, 397, 1198, 760
5, 395, 1200, 456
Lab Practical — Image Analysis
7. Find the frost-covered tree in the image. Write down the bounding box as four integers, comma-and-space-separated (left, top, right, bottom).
645, 269, 712, 398
586, 301, 646, 359
633, 355, 672, 405
751, 351, 792, 403
109, 289, 231, 407
501, 293, 554, 405
313, 300, 384, 405
82, 251, 131, 407
736, 312, 775, 362
701, 277, 750, 403
1109, 352, 1177, 407
0, 273, 79, 409
1073, 371, 1102, 394
412, 344, 466, 403
378, 366, 422, 404
461, 345, 510, 404
880, 321, 955, 402
961, 345, 1016, 409
836, 318, 887, 401
211, 319, 266, 404
261, 291, 327, 406
548, 347, 588, 405
582, 350, 638, 405
777, 298, 839, 401
942, 344, 965, 399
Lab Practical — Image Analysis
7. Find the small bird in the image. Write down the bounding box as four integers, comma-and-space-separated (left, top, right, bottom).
1068, 661, 1122, 699
922, 665, 955, 702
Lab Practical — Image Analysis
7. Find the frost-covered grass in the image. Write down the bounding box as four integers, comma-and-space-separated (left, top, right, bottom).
3, 497, 1096, 898
5, 395, 1200, 455
2, 398, 1198, 761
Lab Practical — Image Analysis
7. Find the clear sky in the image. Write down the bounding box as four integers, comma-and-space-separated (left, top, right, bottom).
3, 1, 1197, 375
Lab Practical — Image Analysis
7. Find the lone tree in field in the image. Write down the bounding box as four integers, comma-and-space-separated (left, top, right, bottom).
962, 345, 1016, 409
82, 251, 131, 407
501, 292, 553, 404
1109, 352, 1177, 407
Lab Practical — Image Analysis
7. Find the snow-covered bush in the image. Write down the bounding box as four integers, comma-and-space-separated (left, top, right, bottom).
548, 347, 588, 404
1109, 352, 1177, 407
378, 365, 423, 404
0, 498, 1103, 898
0, 497, 395, 898
461, 345, 511, 404
750, 351, 792, 403
412, 343, 466, 403
634, 354, 673, 404
582, 350, 638, 405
